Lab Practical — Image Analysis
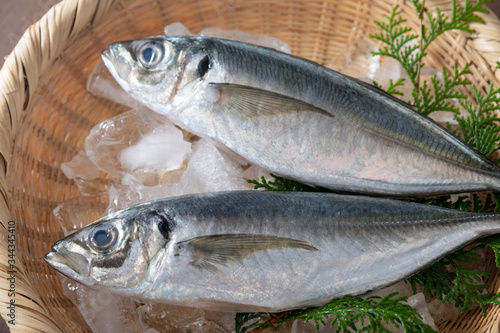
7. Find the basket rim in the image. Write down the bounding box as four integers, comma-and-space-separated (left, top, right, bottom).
0, 1, 115, 331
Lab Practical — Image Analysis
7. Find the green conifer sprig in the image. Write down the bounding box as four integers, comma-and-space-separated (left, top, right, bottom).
235, 313, 276, 333
370, 5, 419, 87
279, 292, 437, 333
412, 64, 471, 115
371, 0, 488, 92
416, 0, 488, 45
236, 293, 437, 333
413, 193, 497, 213
453, 85, 500, 157
373, 79, 406, 96
247, 173, 311, 191
480, 236, 500, 268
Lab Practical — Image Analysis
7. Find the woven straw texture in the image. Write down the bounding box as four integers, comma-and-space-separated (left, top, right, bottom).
1, 0, 500, 332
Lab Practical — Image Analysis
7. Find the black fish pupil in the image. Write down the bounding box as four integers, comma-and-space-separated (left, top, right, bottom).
198, 55, 210, 77
94, 229, 111, 246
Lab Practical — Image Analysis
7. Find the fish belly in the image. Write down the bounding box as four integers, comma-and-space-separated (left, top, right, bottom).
169, 99, 492, 195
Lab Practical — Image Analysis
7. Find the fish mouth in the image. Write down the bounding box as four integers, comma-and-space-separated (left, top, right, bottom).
101, 49, 111, 62
101, 44, 132, 82
45, 247, 91, 279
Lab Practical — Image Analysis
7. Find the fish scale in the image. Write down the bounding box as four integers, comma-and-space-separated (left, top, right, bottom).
45, 191, 500, 312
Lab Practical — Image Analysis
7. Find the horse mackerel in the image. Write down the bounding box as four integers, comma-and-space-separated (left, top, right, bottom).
101, 36, 500, 195
45, 191, 500, 312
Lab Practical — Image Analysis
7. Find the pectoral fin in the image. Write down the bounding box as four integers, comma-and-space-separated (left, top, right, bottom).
210, 83, 334, 120
176, 233, 318, 272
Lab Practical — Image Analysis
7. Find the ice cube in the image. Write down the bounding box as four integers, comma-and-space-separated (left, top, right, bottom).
406, 293, 439, 331
327, 39, 380, 81
105, 139, 253, 214
427, 298, 461, 325
119, 122, 191, 173
53, 195, 109, 236
61, 150, 116, 196
178, 139, 253, 193
202, 320, 229, 332
86, 61, 145, 109
372, 57, 411, 94
164, 22, 194, 36
242, 164, 272, 185
199, 27, 291, 54
366, 280, 414, 299
61, 150, 101, 180
85, 108, 190, 182
105, 173, 190, 214
137, 303, 205, 333
61, 277, 141, 333
105, 181, 173, 214
428, 111, 457, 126
204, 311, 235, 332
73, 177, 116, 196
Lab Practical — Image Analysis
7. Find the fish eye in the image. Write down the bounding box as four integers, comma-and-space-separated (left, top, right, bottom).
137, 42, 164, 69
89, 223, 119, 252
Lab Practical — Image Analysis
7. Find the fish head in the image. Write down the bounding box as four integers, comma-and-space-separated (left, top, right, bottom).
102, 36, 209, 114
45, 205, 171, 295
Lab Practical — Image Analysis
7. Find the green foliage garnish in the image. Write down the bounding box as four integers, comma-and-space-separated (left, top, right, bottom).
371, 0, 488, 92
373, 78, 406, 96
280, 292, 437, 333
411, 64, 470, 116
413, 193, 497, 213
480, 235, 500, 267
454, 85, 500, 156
247, 173, 311, 191
242, 0, 500, 332
370, 0, 488, 115
235, 313, 276, 333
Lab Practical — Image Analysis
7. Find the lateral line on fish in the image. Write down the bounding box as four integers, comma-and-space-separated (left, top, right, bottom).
339, 214, 497, 228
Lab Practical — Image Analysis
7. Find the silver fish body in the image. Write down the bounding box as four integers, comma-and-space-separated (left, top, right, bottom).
102, 36, 500, 195
45, 191, 500, 312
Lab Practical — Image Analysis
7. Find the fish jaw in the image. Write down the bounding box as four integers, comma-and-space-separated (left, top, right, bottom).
45, 245, 95, 286
102, 44, 132, 83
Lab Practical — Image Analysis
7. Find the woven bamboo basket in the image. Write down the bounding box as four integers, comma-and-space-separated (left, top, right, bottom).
1, 0, 500, 332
